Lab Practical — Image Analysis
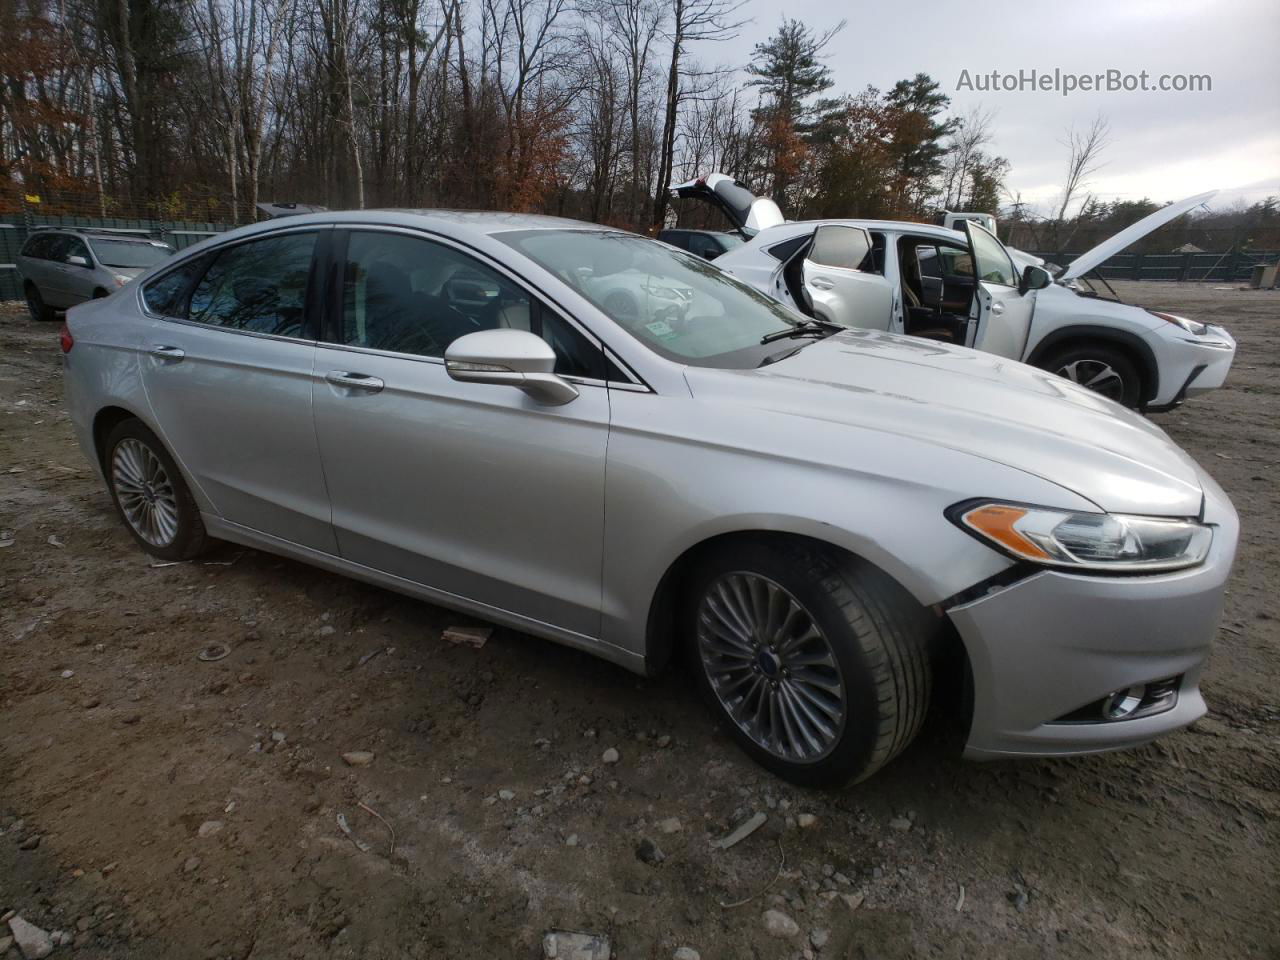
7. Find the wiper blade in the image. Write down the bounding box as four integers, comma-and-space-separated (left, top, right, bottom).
760, 320, 837, 345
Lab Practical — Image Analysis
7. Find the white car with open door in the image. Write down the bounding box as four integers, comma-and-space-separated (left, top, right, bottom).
673, 174, 1236, 411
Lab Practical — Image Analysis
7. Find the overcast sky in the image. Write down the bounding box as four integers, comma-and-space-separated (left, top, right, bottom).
713, 0, 1280, 215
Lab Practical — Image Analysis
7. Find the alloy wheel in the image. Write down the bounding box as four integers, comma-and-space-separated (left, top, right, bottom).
697, 572, 847, 763
112, 438, 180, 547
1056, 358, 1126, 402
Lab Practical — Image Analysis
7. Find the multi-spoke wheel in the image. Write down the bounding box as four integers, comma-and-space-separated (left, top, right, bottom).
112, 438, 180, 547
688, 539, 935, 787
698, 573, 846, 763
104, 419, 207, 561
1041, 343, 1141, 409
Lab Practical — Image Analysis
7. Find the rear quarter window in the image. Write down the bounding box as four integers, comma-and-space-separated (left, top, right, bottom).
142, 258, 207, 317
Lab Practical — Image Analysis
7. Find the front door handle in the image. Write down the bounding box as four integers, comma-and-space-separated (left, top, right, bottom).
326, 371, 385, 393
991, 301, 1005, 315
150, 345, 185, 361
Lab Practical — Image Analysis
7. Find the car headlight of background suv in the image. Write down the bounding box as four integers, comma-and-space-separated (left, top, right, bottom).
949, 500, 1212, 573
1148, 309, 1208, 336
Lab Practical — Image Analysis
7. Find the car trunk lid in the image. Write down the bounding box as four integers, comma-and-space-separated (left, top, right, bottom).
670, 173, 785, 237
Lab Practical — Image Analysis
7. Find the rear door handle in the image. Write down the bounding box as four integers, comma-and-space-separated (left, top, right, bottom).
150, 345, 185, 361
326, 371, 384, 393
991, 301, 1005, 315
809, 278, 834, 291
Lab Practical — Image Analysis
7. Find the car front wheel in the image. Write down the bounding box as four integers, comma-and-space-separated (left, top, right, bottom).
1041, 342, 1141, 408
688, 540, 934, 787
104, 419, 208, 561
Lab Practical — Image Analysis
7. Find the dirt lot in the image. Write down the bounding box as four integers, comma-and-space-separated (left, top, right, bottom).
1, 282, 1277, 960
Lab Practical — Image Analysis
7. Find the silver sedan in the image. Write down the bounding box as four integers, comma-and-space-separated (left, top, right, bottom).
60, 210, 1238, 786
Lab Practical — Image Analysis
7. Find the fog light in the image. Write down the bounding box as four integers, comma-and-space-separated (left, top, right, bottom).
1102, 686, 1145, 720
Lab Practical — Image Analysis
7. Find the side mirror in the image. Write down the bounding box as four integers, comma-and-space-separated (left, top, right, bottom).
67, 255, 90, 268
445, 329, 579, 406
1019, 264, 1053, 294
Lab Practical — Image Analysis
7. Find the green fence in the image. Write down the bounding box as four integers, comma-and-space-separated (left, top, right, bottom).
0, 214, 232, 302
1026, 249, 1280, 283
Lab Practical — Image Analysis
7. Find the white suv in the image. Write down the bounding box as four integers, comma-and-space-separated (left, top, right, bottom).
674, 174, 1236, 411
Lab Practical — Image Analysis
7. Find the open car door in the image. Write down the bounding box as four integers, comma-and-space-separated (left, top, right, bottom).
670, 173, 785, 238
962, 221, 1035, 359
798, 225, 893, 329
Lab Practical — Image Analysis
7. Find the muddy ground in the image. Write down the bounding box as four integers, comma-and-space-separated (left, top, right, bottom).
1, 281, 1277, 960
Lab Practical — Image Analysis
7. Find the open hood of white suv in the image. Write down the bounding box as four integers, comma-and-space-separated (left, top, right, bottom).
670, 173, 785, 236
1059, 190, 1217, 281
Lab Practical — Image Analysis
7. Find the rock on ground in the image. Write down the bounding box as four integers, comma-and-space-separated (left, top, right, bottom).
762, 909, 800, 938
7, 916, 54, 960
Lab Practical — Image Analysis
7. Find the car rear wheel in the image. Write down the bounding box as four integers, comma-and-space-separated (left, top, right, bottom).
687, 540, 934, 787
24, 284, 55, 322
104, 419, 208, 561
1041, 343, 1141, 408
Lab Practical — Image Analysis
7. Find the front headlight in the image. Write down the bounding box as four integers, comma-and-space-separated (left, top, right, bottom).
1149, 310, 1208, 336
950, 501, 1212, 573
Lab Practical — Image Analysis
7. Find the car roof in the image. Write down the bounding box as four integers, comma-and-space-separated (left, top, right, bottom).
754, 219, 968, 245
28, 226, 160, 241
210, 209, 617, 241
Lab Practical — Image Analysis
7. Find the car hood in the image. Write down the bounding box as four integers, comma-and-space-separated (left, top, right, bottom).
109, 266, 147, 281
684, 330, 1206, 516
671, 173, 785, 236
1059, 190, 1217, 281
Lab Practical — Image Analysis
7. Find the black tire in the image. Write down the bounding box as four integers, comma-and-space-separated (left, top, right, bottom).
1039, 342, 1142, 408
686, 540, 935, 787
103, 419, 208, 562
24, 283, 55, 322
92, 288, 109, 299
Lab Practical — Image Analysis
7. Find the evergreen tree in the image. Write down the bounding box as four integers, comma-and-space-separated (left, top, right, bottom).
744, 17, 843, 211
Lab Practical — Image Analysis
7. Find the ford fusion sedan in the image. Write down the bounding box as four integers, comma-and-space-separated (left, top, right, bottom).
61, 210, 1237, 785
674, 174, 1236, 411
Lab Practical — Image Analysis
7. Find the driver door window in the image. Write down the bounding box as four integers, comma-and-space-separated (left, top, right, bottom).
337, 231, 603, 378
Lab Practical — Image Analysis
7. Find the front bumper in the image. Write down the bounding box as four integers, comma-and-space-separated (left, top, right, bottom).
1146, 324, 1236, 408
949, 473, 1238, 759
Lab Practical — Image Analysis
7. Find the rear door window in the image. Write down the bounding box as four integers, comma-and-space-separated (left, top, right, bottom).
808, 225, 872, 271
187, 233, 318, 337
21, 235, 53, 259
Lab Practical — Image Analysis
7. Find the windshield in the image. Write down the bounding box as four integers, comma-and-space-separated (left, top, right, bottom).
718, 233, 745, 250
498, 229, 805, 368
88, 238, 173, 269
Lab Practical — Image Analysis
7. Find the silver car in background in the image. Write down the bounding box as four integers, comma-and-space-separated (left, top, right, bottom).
18, 227, 174, 321
60, 210, 1237, 786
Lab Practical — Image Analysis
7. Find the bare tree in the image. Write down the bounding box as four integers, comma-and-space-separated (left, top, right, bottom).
650, 0, 745, 231
940, 105, 995, 210
1053, 113, 1110, 241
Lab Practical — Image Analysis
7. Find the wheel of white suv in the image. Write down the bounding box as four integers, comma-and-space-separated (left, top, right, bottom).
104, 419, 208, 561
1041, 342, 1141, 408
687, 540, 934, 787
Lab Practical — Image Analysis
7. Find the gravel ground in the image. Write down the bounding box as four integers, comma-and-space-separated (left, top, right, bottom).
1, 282, 1277, 960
